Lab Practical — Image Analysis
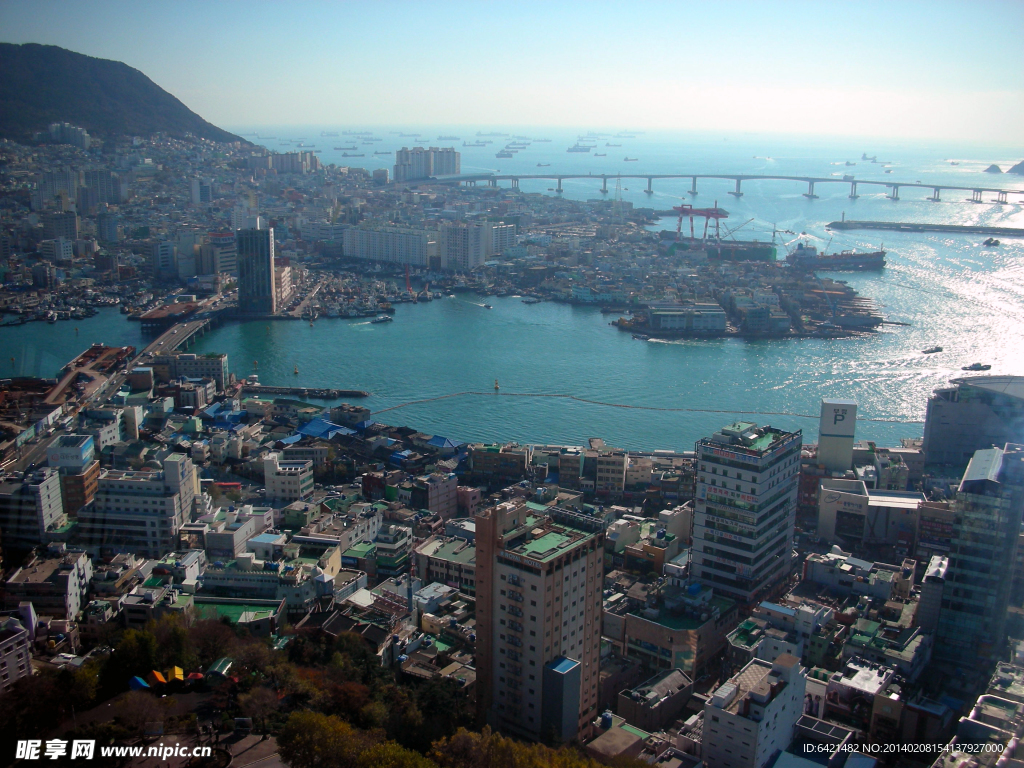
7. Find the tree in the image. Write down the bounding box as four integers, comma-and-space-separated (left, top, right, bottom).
278, 711, 380, 768
100, 628, 158, 692
238, 686, 279, 733
355, 743, 438, 768
114, 691, 170, 736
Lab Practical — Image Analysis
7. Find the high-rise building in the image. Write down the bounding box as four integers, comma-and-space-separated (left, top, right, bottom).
83, 169, 122, 204
37, 168, 81, 203
95, 212, 120, 243
0, 468, 67, 551
922, 377, 1024, 467
934, 443, 1024, 664
236, 226, 276, 314
475, 499, 604, 743
151, 241, 177, 279
47, 122, 91, 149
440, 222, 491, 270
190, 177, 212, 205
41, 211, 79, 240
198, 232, 238, 275
692, 422, 802, 604
393, 146, 461, 182
343, 225, 437, 267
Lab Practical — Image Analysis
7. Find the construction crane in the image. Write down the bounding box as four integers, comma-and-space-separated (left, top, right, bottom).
720, 217, 755, 241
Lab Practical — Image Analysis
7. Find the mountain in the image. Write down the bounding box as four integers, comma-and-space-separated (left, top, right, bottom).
0, 43, 246, 144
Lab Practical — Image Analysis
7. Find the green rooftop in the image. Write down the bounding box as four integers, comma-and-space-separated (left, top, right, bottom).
519, 531, 571, 559
195, 601, 276, 623
344, 541, 376, 559
635, 595, 736, 630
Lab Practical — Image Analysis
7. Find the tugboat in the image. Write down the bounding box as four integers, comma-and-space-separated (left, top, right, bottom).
962, 363, 992, 371
922, 346, 943, 354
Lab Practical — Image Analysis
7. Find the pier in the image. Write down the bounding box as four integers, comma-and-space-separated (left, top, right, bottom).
424, 173, 1024, 203
239, 385, 369, 399
827, 221, 1024, 236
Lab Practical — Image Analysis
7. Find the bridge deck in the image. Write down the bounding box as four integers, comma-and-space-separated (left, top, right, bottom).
429, 173, 1023, 195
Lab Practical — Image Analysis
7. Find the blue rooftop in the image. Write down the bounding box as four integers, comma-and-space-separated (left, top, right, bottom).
251, 532, 284, 544
547, 656, 580, 675
298, 417, 355, 440
760, 601, 796, 617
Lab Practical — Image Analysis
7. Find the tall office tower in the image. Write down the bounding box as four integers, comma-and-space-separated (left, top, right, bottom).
692, 422, 802, 604
236, 227, 276, 314
150, 241, 178, 279
475, 500, 604, 743
817, 398, 857, 473
41, 211, 79, 240
83, 170, 122, 204
922, 376, 1024, 467
934, 443, 1024, 664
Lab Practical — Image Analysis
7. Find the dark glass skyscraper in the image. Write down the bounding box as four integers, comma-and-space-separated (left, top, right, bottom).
236, 227, 275, 315
935, 443, 1024, 663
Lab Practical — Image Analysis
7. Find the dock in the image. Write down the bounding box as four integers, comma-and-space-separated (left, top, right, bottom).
239, 385, 369, 399
827, 220, 1024, 236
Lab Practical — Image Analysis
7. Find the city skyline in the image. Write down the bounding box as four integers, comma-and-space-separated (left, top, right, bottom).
1, 0, 1023, 143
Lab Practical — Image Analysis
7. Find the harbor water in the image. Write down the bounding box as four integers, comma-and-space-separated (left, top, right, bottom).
4, 130, 1022, 451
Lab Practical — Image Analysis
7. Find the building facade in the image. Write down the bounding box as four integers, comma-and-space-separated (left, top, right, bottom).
934, 443, 1024, 664
692, 422, 802, 604
475, 500, 604, 742
237, 227, 276, 314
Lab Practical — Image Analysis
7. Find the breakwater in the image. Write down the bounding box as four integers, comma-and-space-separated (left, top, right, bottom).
827, 220, 1024, 236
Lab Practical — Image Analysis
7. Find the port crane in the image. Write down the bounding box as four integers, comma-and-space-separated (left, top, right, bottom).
673, 201, 729, 241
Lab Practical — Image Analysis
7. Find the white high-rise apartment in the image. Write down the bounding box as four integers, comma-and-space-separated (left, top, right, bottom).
693, 422, 802, 604
475, 500, 604, 743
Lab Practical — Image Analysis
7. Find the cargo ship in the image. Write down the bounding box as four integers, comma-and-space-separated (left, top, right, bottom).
567, 144, 592, 153
786, 242, 886, 271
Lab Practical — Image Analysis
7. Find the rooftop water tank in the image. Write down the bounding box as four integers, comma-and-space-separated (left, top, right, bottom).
688, 583, 702, 595
600, 711, 613, 729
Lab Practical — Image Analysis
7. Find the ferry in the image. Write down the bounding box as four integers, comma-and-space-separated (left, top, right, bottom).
371, 315, 393, 324
922, 346, 943, 354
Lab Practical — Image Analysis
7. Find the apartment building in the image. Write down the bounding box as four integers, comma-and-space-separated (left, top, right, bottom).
476, 500, 604, 743
264, 452, 314, 503
0, 468, 67, 551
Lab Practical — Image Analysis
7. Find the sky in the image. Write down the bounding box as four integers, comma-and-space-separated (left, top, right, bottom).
2, 0, 1023, 143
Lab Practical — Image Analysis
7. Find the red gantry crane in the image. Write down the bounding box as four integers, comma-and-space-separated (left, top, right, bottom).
673, 200, 729, 241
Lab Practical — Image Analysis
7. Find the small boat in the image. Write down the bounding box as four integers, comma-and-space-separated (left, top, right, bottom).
950, 161, 960, 165
494, 379, 500, 391
483, 304, 492, 309
632, 334, 649, 341
983, 238, 1000, 246
962, 363, 992, 371
294, 366, 299, 375
595, 153, 607, 157
624, 157, 638, 162
371, 315, 393, 324
922, 346, 943, 354
537, 163, 550, 167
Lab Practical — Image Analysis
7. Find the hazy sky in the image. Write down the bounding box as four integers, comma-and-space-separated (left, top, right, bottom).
2, 0, 1023, 143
